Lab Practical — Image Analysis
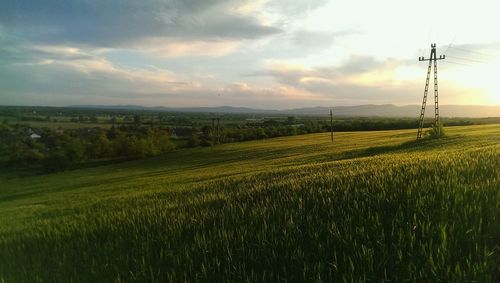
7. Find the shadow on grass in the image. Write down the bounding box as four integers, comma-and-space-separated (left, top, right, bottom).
0, 157, 134, 180
0, 166, 43, 180
337, 135, 462, 161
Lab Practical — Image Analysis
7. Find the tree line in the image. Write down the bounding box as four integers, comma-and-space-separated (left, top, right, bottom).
185, 118, 431, 147
1, 116, 495, 171
0, 123, 174, 170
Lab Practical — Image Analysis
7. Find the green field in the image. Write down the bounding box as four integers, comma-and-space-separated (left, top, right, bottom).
13, 120, 113, 129
0, 125, 499, 282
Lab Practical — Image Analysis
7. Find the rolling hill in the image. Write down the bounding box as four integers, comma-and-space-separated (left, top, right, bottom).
0, 124, 499, 281
70, 104, 500, 117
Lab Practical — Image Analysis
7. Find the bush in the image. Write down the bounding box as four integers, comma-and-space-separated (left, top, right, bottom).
187, 133, 200, 147
428, 123, 445, 139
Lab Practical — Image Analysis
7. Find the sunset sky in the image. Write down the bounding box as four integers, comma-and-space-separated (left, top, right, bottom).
0, 0, 499, 109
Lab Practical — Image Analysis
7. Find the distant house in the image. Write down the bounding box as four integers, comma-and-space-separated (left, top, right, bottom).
25, 128, 42, 139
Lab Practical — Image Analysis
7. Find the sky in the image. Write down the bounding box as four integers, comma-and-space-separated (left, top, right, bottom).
0, 0, 499, 109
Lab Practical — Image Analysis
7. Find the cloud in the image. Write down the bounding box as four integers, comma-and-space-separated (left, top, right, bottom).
143, 39, 242, 58
0, 44, 196, 106
0, 38, 98, 65
291, 30, 338, 49
0, 45, 476, 108
1, 1, 495, 108
265, 0, 329, 18
243, 57, 441, 105
0, 0, 281, 48
260, 56, 399, 88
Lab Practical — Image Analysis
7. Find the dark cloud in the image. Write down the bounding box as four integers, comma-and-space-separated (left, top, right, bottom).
0, 39, 94, 65
0, 0, 281, 47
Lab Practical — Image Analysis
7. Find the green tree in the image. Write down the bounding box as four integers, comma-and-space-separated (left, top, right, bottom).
42, 134, 85, 169
133, 114, 142, 125
87, 132, 112, 158
428, 124, 445, 139
187, 133, 200, 147
286, 116, 296, 124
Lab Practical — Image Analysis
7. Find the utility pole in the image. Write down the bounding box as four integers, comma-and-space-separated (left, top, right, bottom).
211, 118, 216, 144
216, 118, 220, 143
417, 43, 445, 140
330, 108, 334, 142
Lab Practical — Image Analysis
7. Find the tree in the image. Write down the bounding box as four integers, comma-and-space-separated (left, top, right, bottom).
158, 113, 165, 124
133, 114, 142, 125
42, 133, 85, 169
9, 140, 45, 167
187, 133, 200, 147
87, 132, 111, 158
428, 124, 445, 139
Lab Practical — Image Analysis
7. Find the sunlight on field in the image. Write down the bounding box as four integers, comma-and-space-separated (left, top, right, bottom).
0, 124, 499, 281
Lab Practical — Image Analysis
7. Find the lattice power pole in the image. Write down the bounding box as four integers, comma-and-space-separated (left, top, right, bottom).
417, 43, 445, 140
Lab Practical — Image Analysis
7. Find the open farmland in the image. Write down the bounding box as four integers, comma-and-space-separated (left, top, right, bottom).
0, 124, 499, 282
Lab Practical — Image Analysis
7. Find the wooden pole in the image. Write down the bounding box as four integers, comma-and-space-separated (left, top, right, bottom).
217, 118, 220, 143
330, 108, 334, 142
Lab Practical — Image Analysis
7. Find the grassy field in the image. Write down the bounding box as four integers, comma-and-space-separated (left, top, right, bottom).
0, 125, 499, 282
12, 120, 113, 129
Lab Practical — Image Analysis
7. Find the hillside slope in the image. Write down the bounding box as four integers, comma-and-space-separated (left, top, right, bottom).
0, 125, 499, 282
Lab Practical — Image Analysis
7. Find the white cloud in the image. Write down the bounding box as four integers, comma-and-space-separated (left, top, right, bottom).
1, 0, 499, 107
142, 39, 243, 58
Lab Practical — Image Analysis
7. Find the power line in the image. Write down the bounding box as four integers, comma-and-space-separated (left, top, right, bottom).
443, 36, 457, 55
444, 60, 472, 66
445, 55, 488, 64
443, 44, 453, 55
447, 46, 494, 58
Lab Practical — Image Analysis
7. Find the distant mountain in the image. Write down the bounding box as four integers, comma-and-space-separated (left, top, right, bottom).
70, 105, 154, 111
70, 105, 274, 114
285, 105, 500, 118
69, 104, 500, 118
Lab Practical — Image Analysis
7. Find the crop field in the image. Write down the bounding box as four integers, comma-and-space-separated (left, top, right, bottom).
0, 124, 499, 282
13, 120, 113, 130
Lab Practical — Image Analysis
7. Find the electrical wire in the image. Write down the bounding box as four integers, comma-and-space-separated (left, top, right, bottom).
447, 46, 494, 58
443, 36, 457, 55
443, 60, 472, 66
445, 55, 488, 64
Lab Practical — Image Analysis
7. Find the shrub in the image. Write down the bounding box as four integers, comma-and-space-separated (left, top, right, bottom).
428, 123, 445, 139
